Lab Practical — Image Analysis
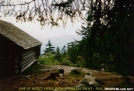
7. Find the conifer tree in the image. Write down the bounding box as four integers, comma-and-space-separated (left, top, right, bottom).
44, 40, 55, 54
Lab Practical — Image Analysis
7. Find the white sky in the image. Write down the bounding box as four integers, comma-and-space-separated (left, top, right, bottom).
0, 0, 83, 54
1, 16, 82, 53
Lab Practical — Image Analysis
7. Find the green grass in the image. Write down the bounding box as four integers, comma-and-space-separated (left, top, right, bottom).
22, 63, 41, 75
69, 70, 85, 77
67, 71, 85, 81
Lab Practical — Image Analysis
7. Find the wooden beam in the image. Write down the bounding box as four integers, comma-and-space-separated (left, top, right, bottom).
21, 59, 37, 72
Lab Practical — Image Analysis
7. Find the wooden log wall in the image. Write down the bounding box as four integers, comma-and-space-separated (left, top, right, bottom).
21, 48, 38, 72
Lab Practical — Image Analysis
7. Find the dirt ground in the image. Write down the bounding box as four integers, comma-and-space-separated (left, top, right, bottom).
0, 65, 134, 91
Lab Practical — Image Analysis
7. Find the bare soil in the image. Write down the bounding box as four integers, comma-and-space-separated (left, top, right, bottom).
0, 65, 134, 91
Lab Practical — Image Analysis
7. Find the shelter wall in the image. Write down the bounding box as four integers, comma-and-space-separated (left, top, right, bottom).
0, 34, 22, 78
0, 34, 10, 77
21, 46, 41, 72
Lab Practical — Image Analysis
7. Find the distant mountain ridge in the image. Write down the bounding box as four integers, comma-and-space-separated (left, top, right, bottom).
38, 34, 82, 54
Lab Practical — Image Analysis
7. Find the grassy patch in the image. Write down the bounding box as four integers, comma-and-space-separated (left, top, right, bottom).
69, 70, 85, 78
22, 63, 41, 75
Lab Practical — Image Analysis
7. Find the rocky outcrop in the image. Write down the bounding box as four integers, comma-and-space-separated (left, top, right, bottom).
75, 72, 100, 91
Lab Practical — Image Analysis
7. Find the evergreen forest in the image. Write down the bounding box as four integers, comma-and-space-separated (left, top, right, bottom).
38, 0, 134, 76
1, 1, 134, 75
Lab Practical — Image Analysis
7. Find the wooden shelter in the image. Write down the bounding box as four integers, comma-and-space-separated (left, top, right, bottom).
0, 20, 42, 78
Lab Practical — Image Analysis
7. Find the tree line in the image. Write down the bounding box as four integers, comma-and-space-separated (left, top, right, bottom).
1, 0, 134, 75
39, 0, 134, 76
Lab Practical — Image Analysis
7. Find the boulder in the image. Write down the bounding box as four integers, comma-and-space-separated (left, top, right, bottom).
89, 80, 100, 86
84, 74, 95, 81
75, 84, 88, 87
59, 74, 65, 79
79, 79, 90, 86
75, 79, 90, 87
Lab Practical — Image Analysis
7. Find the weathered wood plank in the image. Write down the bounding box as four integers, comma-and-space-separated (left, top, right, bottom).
21, 52, 37, 66
21, 57, 37, 69
21, 59, 37, 72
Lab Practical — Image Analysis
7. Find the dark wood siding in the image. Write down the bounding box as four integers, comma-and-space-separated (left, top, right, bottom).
0, 34, 23, 78
9, 40, 22, 76
0, 34, 41, 78
0, 34, 10, 77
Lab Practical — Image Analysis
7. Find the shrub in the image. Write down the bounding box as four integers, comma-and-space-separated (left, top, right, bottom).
75, 56, 86, 67
61, 59, 74, 66
38, 52, 61, 65
22, 63, 41, 75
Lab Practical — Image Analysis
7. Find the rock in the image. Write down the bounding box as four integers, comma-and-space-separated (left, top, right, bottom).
89, 80, 100, 86
78, 79, 90, 86
75, 84, 88, 87
75, 79, 89, 89
59, 74, 65, 80
76, 73, 100, 88
84, 74, 95, 82
59, 74, 63, 77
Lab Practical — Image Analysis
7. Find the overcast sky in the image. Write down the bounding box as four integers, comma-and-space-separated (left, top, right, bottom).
1, 16, 82, 53
0, 0, 83, 54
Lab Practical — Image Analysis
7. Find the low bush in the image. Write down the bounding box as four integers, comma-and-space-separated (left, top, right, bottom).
22, 63, 41, 75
